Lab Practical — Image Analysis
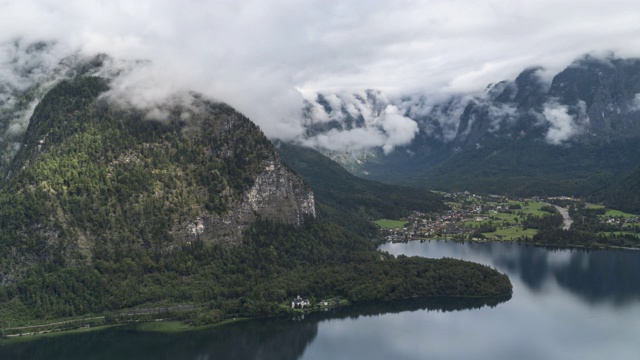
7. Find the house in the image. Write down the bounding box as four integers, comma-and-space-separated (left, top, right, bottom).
291, 295, 311, 309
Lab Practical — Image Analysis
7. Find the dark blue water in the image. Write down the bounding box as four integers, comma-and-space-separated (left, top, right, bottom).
2, 241, 639, 359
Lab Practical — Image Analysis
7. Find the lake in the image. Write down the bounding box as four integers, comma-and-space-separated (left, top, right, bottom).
2, 241, 640, 359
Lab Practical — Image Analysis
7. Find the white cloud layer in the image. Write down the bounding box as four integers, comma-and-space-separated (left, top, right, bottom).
301, 96, 419, 154
543, 100, 589, 145
1, 0, 640, 147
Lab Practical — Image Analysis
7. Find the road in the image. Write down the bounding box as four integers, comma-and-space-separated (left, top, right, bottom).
550, 204, 573, 230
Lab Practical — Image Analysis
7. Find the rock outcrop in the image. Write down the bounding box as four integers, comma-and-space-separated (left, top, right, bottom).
176, 156, 315, 245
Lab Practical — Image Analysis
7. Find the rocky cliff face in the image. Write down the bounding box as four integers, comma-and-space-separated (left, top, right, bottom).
176, 156, 315, 246
298, 55, 640, 194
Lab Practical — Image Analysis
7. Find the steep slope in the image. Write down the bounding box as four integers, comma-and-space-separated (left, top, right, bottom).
0, 75, 511, 325
276, 143, 446, 219
300, 55, 640, 198
595, 166, 640, 213
411, 138, 640, 196
0, 76, 315, 282
0, 42, 108, 179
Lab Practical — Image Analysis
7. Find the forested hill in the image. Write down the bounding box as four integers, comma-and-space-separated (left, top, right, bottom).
276, 143, 446, 220
594, 166, 640, 213
0, 76, 315, 282
0, 76, 511, 327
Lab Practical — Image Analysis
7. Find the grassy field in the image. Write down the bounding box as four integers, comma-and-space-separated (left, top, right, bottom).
462, 201, 551, 240
509, 201, 549, 217
373, 219, 407, 229
586, 203, 605, 209
597, 231, 640, 238
464, 201, 548, 228
602, 209, 638, 218
484, 228, 538, 240
0, 325, 117, 345
444, 201, 462, 209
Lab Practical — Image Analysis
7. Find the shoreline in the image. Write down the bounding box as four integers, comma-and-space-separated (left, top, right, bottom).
386, 237, 640, 251
0, 291, 513, 342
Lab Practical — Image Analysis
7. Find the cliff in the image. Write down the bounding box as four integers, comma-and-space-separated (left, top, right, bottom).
174, 158, 316, 246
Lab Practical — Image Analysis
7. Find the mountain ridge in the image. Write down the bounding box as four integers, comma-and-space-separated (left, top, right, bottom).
0, 74, 510, 326
298, 54, 640, 203
0, 76, 315, 282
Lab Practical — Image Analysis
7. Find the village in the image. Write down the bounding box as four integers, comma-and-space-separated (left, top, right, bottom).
377, 192, 640, 243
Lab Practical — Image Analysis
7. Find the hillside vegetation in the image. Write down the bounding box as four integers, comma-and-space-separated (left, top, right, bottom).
277, 143, 446, 220
303, 56, 640, 211
413, 139, 640, 197
594, 166, 640, 214
0, 77, 511, 328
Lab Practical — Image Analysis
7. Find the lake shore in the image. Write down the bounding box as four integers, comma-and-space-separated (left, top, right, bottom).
0, 289, 515, 343
389, 237, 640, 251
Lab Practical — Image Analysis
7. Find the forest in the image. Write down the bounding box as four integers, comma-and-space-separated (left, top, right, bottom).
522, 202, 640, 248
0, 76, 512, 331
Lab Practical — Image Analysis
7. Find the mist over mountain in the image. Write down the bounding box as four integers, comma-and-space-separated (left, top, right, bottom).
3, 1, 640, 155
1, 36, 638, 207
0, 68, 511, 325
297, 55, 640, 198
0, 75, 317, 284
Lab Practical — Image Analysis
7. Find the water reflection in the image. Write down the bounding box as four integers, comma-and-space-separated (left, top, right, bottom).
0, 296, 509, 360
4, 242, 640, 359
380, 241, 640, 305
0, 319, 316, 360
304, 295, 510, 323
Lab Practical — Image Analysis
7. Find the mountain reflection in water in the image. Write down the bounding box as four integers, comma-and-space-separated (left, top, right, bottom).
0, 296, 508, 360
4, 241, 639, 360
380, 240, 640, 305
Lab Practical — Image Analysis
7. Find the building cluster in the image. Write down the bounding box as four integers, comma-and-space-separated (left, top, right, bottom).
383, 192, 507, 242
381, 192, 640, 243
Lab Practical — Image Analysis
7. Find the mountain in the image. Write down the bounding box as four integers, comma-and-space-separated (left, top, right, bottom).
0, 42, 108, 180
276, 142, 446, 220
300, 55, 640, 199
594, 166, 640, 213
0, 75, 511, 326
0, 76, 314, 282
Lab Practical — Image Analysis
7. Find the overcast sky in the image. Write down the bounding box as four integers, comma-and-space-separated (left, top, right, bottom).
2, 0, 640, 141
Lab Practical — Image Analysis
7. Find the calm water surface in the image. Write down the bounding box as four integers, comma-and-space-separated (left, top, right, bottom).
2, 241, 640, 359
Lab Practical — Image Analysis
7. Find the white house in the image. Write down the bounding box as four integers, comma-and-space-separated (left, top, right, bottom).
291, 295, 310, 309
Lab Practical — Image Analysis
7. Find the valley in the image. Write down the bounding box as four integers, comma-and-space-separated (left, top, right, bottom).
2, 3, 640, 359
0, 76, 511, 338
304, 56, 640, 214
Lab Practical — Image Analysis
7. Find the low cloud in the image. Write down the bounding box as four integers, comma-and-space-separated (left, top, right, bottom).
629, 93, 640, 112
302, 127, 387, 152
428, 96, 475, 141
302, 96, 419, 154
380, 105, 419, 153
486, 103, 519, 132
1, 1, 640, 154
542, 100, 589, 145
0, 42, 69, 134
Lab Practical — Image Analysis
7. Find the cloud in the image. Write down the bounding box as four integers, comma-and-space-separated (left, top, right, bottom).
302, 127, 387, 152
1, 0, 640, 151
542, 100, 589, 145
380, 105, 419, 153
427, 96, 475, 141
0, 40, 97, 167
301, 96, 419, 154
486, 103, 519, 133
630, 93, 640, 112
